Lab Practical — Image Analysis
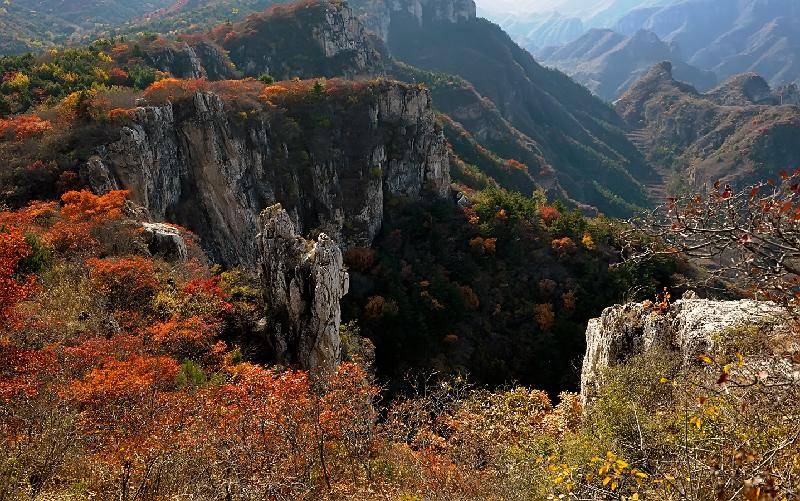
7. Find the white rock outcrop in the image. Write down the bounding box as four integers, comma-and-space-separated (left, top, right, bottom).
142, 222, 188, 263
581, 297, 790, 404
258, 204, 349, 374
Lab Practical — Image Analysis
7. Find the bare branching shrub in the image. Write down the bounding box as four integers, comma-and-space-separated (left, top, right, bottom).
625, 174, 800, 306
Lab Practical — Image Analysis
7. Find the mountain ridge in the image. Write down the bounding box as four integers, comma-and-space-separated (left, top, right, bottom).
537, 28, 716, 101
615, 0, 800, 88
615, 61, 800, 190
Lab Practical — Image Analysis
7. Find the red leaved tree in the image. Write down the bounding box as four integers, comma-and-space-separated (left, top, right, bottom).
627, 172, 800, 307
0, 224, 37, 328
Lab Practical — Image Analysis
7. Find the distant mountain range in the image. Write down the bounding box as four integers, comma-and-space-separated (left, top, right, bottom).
481, 0, 800, 99
476, 0, 674, 49
616, 61, 800, 192
614, 0, 800, 88
536, 28, 716, 101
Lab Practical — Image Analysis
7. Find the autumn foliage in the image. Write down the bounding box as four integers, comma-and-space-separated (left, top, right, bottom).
2, 180, 796, 499
0, 225, 37, 327
86, 256, 159, 310
0, 115, 52, 142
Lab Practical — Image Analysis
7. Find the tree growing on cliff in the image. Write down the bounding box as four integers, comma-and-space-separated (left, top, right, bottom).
627, 173, 800, 307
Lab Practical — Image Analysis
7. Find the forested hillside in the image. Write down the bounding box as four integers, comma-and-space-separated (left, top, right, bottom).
2, 0, 799, 499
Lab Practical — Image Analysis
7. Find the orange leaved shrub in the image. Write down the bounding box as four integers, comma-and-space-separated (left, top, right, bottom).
0, 115, 53, 142
86, 256, 159, 311
0, 225, 37, 328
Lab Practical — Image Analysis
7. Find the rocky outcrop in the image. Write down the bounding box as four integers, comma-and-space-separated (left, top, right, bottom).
614, 61, 699, 128
581, 297, 790, 404
776, 84, 800, 107
357, 0, 476, 41
142, 222, 188, 263
143, 41, 237, 80
219, 0, 389, 80
87, 80, 450, 267
258, 204, 348, 374
707, 72, 775, 106
402, 0, 476, 26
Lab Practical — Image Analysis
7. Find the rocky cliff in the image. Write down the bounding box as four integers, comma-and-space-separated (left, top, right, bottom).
358, 0, 476, 41
142, 39, 237, 80
218, 0, 389, 80
259, 203, 349, 373
581, 296, 790, 404
83, 79, 450, 266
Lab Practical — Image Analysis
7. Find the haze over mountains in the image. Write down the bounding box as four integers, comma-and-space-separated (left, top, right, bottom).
536, 28, 716, 101
479, 0, 800, 101
475, 0, 673, 48
615, 0, 800, 88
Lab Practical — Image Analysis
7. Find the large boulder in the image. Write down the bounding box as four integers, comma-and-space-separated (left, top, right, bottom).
142, 222, 188, 263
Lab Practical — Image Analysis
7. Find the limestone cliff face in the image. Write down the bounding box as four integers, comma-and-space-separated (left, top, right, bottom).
85, 81, 450, 267
358, 0, 476, 41
581, 297, 789, 404
220, 0, 389, 80
258, 204, 348, 373
142, 40, 237, 80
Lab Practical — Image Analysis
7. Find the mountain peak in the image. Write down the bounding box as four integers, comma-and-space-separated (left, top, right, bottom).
648, 60, 674, 78
615, 61, 699, 126
708, 72, 774, 106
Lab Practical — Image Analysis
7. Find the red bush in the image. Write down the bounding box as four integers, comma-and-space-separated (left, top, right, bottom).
0, 225, 37, 327
507, 159, 527, 171
0, 115, 52, 142
551, 237, 577, 257
146, 315, 220, 357
48, 190, 128, 252
108, 68, 130, 86
70, 355, 179, 405
539, 205, 561, 226
86, 256, 158, 310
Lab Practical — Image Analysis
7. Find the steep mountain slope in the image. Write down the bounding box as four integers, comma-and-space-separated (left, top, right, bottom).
385, 2, 656, 215
616, 62, 800, 189
615, 0, 800, 87
537, 29, 716, 101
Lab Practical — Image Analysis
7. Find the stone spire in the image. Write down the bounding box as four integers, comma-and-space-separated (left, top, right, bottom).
258, 204, 349, 374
